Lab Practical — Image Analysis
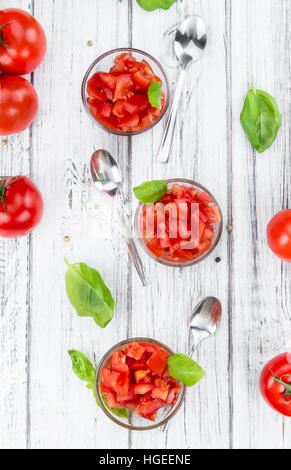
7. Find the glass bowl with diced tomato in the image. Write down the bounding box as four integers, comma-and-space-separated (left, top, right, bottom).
95, 338, 186, 430
81, 48, 169, 136
135, 179, 223, 267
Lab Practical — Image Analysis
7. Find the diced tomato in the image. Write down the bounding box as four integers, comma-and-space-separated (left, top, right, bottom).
111, 351, 129, 375
97, 101, 112, 118
132, 384, 154, 395
137, 398, 164, 420
146, 352, 168, 377
135, 369, 151, 383
195, 191, 214, 204
101, 368, 121, 392
126, 342, 146, 360
133, 70, 152, 89
152, 378, 169, 402
114, 74, 133, 100
127, 359, 148, 371
166, 383, 181, 406
119, 113, 139, 131
112, 100, 125, 118
104, 391, 124, 409
201, 206, 221, 223
99, 73, 117, 90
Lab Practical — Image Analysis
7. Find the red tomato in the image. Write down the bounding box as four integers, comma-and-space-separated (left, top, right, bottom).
267, 210, 291, 261
86, 52, 165, 133
0, 176, 43, 238
0, 75, 38, 136
101, 341, 181, 422
260, 353, 291, 417
0, 8, 47, 75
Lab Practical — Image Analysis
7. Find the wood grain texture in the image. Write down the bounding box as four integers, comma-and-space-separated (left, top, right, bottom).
0, 0, 290, 449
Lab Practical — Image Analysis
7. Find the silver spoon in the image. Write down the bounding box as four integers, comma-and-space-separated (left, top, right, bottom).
190, 296, 222, 352
157, 16, 207, 164
90, 149, 148, 287
160, 296, 221, 432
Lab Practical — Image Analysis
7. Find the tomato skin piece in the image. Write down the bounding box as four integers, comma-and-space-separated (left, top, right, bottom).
267, 210, 291, 262
259, 353, 291, 417
0, 75, 38, 136
0, 176, 43, 238
126, 342, 146, 361
0, 9, 47, 75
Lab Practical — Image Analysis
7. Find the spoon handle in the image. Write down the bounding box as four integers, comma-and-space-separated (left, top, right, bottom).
117, 207, 148, 287
157, 68, 187, 164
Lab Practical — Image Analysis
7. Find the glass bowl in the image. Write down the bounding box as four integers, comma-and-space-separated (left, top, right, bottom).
81, 47, 169, 136
95, 338, 186, 431
134, 178, 223, 268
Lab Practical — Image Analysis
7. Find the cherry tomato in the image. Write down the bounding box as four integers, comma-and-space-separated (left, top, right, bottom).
260, 353, 291, 417
0, 8, 47, 75
0, 176, 43, 238
0, 75, 38, 136
267, 210, 291, 261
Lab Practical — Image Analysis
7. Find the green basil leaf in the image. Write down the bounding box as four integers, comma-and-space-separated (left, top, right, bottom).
102, 395, 129, 419
148, 81, 162, 109
133, 180, 168, 204
65, 259, 114, 328
67, 350, 96, 384
240, 82, 282, 153
68, 350, 129, 418
136, 0, 177, 11
167, 353, 205, 387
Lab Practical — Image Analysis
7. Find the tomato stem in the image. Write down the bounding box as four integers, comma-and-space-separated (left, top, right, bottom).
0, 176, 28, 216
0, 22, 11, 49
271, 371, 291, 405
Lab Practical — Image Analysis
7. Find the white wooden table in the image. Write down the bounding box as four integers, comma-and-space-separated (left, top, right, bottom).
1, 0, 291, 450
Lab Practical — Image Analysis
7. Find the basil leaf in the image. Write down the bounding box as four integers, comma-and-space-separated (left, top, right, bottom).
68, 350, 129, 419
136, 0, 177, 11
133, 180, 168, 204
240, 81, 282, 153
167, 353, 205, 387
65, 259, 114, 328
148, 81, 162, 109
67, 349, 96, 384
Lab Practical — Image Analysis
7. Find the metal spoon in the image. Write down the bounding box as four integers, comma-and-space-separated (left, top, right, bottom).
90, 149, 148, 287
157, 16, 207, 164
190, 296, 222, 352
160, 297, 221, 432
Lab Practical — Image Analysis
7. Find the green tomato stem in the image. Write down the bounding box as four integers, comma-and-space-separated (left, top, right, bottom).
0, 22, 11, 49
271, 371, 291, 404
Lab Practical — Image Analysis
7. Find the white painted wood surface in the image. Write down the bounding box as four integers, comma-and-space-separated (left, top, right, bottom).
0, 0, 290, 449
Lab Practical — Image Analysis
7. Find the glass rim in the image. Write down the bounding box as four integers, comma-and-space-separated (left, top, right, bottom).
81, 47, 170, 137
95, 337, 186, 431
134, 178, 223, 268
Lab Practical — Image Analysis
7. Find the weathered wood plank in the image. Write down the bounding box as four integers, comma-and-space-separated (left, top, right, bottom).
0, 0, 32, 451
130, 0, 230, 449
28, 0, 130, 448
231, 0, 291, 449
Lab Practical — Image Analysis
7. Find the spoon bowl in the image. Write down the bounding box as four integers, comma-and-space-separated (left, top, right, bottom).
90, 150, 122, 197
174, 16, 207, 69
190, 297, 222, 351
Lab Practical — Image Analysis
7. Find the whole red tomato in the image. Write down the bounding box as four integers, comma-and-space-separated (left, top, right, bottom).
260, 353, 291, 417
0, 8, 47, 75
0, 75, 38, 136
267, 210, 291, 261
0, 176, 43, 238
